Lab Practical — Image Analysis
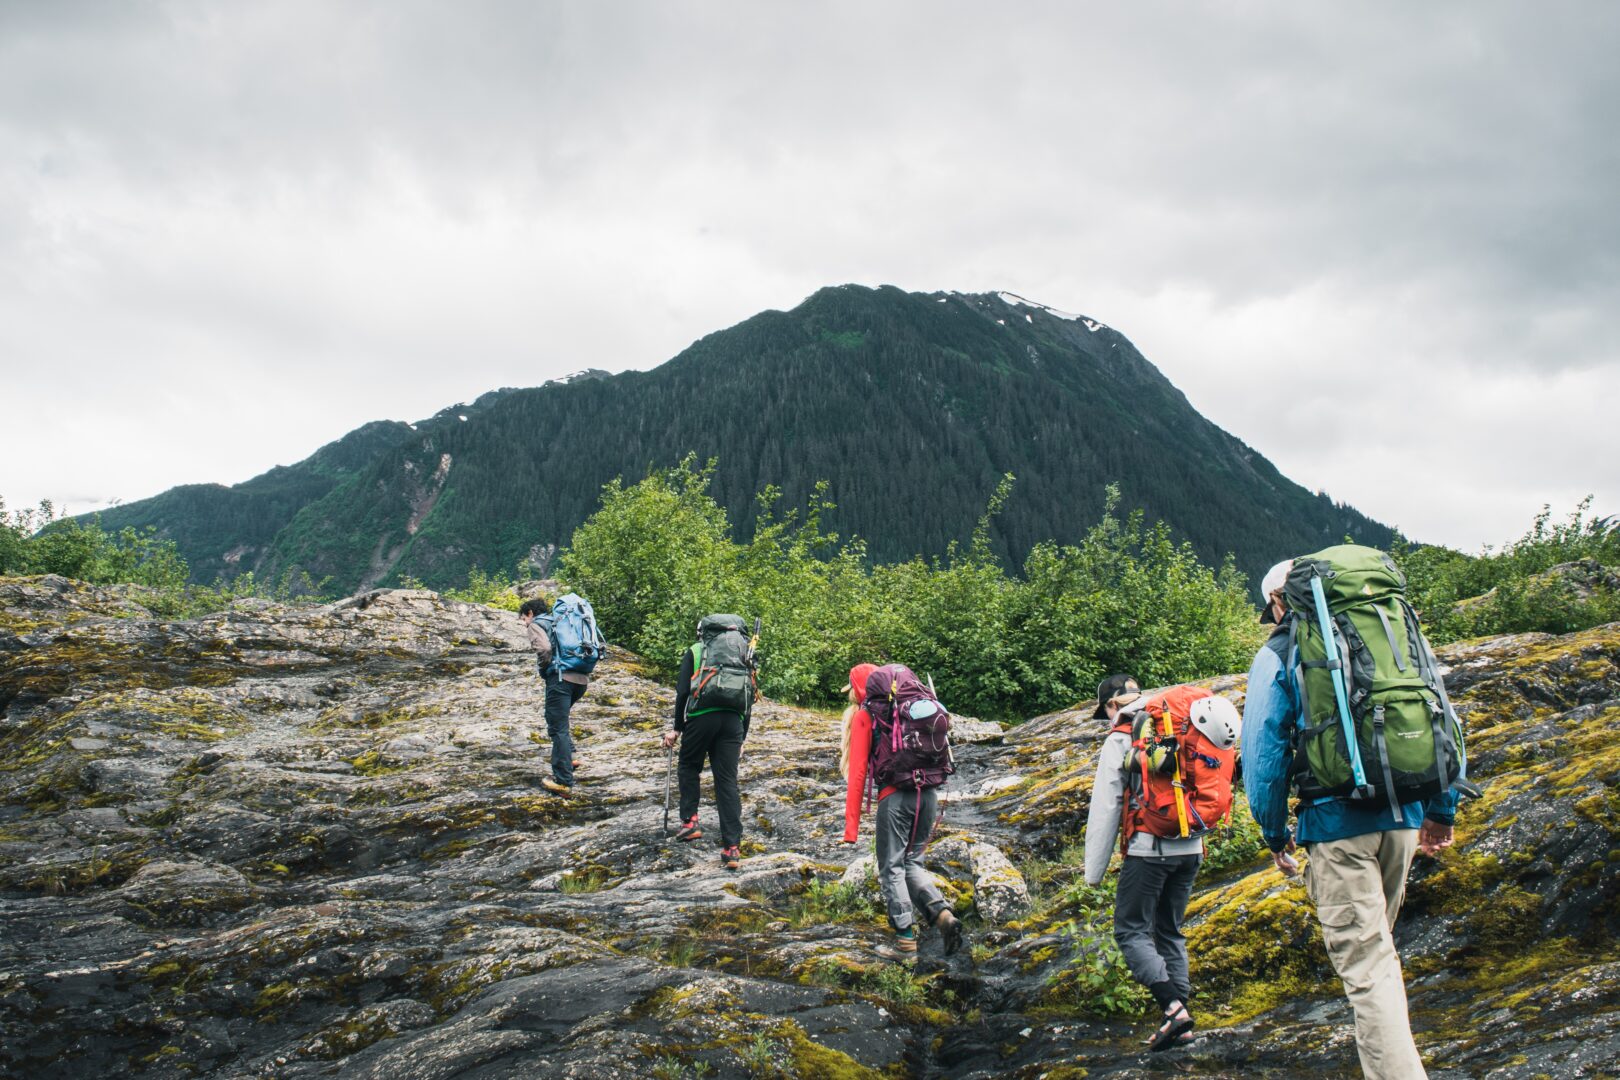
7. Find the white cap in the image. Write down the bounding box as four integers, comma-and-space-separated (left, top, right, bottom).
1260, 559, 1292, 601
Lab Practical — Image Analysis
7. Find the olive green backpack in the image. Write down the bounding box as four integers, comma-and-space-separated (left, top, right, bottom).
1279, 545, 1474, 818
686, 614, 758, 718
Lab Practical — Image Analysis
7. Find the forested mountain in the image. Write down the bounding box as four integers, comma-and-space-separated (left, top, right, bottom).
93, 285, 1394, 592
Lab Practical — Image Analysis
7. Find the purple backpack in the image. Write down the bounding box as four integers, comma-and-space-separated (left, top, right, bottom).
865, 664, 954, 791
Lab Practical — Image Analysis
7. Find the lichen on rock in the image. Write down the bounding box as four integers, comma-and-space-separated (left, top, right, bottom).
2, 578, 1618, 1077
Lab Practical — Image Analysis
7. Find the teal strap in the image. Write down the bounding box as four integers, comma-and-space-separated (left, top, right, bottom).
1312, 575, 1369, 791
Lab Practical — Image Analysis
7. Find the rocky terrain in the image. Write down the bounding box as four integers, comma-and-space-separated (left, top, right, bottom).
1, 575, 1617, 1078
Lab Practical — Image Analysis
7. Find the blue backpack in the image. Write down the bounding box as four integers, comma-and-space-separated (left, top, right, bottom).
543, 594, 607, 676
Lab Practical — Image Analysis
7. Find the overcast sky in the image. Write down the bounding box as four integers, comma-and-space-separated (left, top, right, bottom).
3, 2, 1615, 552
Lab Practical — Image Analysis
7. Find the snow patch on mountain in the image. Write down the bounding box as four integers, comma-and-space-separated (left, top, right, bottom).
996, 291, 1108, 332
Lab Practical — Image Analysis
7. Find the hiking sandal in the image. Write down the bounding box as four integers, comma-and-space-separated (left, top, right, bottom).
1148, 1003, 1194, 1052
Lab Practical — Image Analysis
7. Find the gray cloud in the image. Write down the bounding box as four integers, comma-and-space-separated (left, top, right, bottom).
1, 1, 1615, 550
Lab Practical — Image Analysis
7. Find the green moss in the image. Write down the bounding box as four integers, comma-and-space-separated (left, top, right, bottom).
17, 848, 150, 895
312, 702, 445, 732
558, 866, 619, 894
1184, 865, 1336, 1025
422, 957, 514, 1012
769, 1019, 890, 1079
347, 749, 406, 777
58, 686, 248, 739
253, 980, 297, 1015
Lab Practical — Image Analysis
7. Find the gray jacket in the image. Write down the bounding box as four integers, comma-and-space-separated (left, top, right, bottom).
1083, 731, 1204, 884
524, 618, 553, 666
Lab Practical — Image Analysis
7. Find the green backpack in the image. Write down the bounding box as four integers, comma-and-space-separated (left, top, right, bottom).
1279, 545, 1471, 818
686, 614, 758, 718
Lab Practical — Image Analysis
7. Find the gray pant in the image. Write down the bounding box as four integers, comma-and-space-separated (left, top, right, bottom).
1114, 853, 1201, 1005
875, 786, 947, 931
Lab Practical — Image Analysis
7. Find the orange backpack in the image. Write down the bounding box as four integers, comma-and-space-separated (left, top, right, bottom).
1110, 685, 1236, 850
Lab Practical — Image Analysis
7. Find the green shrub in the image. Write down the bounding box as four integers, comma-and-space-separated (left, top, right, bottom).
2, 496, 329, 617
1049, 928, 1150, 1016
1201, 793, 1267, 874
785, 876, 883, 927
556, 464, 1263, 721
1395, 498, 1620, 644
443, 567, 524, 611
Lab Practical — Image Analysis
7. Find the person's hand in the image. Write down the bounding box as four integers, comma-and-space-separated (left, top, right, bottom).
1272, 836, 1300, 877
661, 730, 679, 750
1417, 819, 1454, 856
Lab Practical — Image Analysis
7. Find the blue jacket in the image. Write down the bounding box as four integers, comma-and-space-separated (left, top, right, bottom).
1241, 633, 1458, 852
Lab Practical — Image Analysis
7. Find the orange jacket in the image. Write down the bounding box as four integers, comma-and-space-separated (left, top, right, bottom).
843, 704, 898, 842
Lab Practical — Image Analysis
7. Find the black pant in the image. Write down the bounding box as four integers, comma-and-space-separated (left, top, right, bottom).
1114, 853, 1201, 1008
678, 711, 744, 847
543, 672, 585, 786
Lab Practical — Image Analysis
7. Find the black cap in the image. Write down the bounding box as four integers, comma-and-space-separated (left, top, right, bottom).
1092, 673, 1142, 720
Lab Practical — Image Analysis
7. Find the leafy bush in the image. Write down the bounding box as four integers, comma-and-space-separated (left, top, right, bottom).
557, 461, 1264, 721
1051, 927, 1150, 1016
2, 499, 188, 596
1395, 498, 1620, 643
442, 567, 524, 611
2, 497, 328, 617
1201, 793, 1268, 875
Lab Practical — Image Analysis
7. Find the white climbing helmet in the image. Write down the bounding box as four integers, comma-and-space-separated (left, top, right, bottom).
1189, 695, 1240, 750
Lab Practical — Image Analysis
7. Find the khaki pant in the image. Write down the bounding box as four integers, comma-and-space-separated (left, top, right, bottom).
1305, 829, 1426, 1080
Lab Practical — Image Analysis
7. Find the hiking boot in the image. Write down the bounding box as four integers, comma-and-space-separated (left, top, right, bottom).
934, 909, 964, 956
675, 817, 703, 842
540, 778, 571, 796
871, 928, 918, 963
571, 759, 581, 769
720, 845, 741, 871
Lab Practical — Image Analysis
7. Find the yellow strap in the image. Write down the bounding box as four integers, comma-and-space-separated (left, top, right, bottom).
1163, 708, 1191, 838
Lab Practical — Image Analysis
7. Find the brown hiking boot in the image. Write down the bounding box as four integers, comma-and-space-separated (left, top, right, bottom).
935, 909, 964, 956
871, 929, 918, 962
540, 778, 571, 795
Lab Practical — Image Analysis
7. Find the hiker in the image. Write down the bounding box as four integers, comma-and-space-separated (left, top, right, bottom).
663, 615, 757, 871
1243, 550, 1463, 1080
840, 662, 964, 961
520, 593, 606, 796
1084, 674, 1240, 1052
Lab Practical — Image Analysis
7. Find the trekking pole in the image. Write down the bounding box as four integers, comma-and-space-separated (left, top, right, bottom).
663, 744, 674, 835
